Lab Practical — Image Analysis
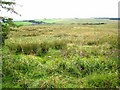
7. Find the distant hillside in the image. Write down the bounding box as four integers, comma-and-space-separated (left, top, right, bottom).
14, 20, 47, 26
94, 18, 120, 20
14, 18, 116, 26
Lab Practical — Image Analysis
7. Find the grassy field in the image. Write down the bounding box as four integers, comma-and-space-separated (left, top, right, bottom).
2, 19, 119, 88
14, 21, 33, 26
35, 19, 60, 23
14, 18, 115, 26
35, 18, 113, 24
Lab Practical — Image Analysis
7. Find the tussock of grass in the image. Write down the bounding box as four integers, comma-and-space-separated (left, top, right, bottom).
84, 72, 118, 88
6, 40, 67, 56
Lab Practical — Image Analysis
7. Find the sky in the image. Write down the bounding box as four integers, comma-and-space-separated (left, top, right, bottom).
1, 0, 119, 20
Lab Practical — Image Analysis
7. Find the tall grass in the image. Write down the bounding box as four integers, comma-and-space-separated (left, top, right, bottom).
6, 39, 67, 56
2, 47, 118, 88
3, 20, 118, 88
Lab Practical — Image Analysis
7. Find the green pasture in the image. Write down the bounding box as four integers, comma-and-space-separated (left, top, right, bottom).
14, 21, 32, 26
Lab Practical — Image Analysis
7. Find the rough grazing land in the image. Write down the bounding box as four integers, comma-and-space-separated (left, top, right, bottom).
2, 19, 119, 88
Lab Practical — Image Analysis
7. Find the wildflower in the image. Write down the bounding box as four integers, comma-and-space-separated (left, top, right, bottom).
48, 56, 52, 58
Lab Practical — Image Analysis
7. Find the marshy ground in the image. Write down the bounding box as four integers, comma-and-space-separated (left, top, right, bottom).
2, 19, 119, 88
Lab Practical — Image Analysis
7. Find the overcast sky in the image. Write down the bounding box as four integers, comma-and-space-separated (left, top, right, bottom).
1, 0, 119, 20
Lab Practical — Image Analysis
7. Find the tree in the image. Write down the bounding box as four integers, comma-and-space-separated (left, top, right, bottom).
0, 0, 19, 45
0, 0, 19, 14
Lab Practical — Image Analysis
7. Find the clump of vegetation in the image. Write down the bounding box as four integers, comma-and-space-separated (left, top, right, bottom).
51, 40, 67, 50
36, 42, 50, 56
84, 72, 118, 88
0, 17, 15, 45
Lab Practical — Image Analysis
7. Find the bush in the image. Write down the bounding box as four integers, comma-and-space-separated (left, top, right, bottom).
1, 17, 15, 45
